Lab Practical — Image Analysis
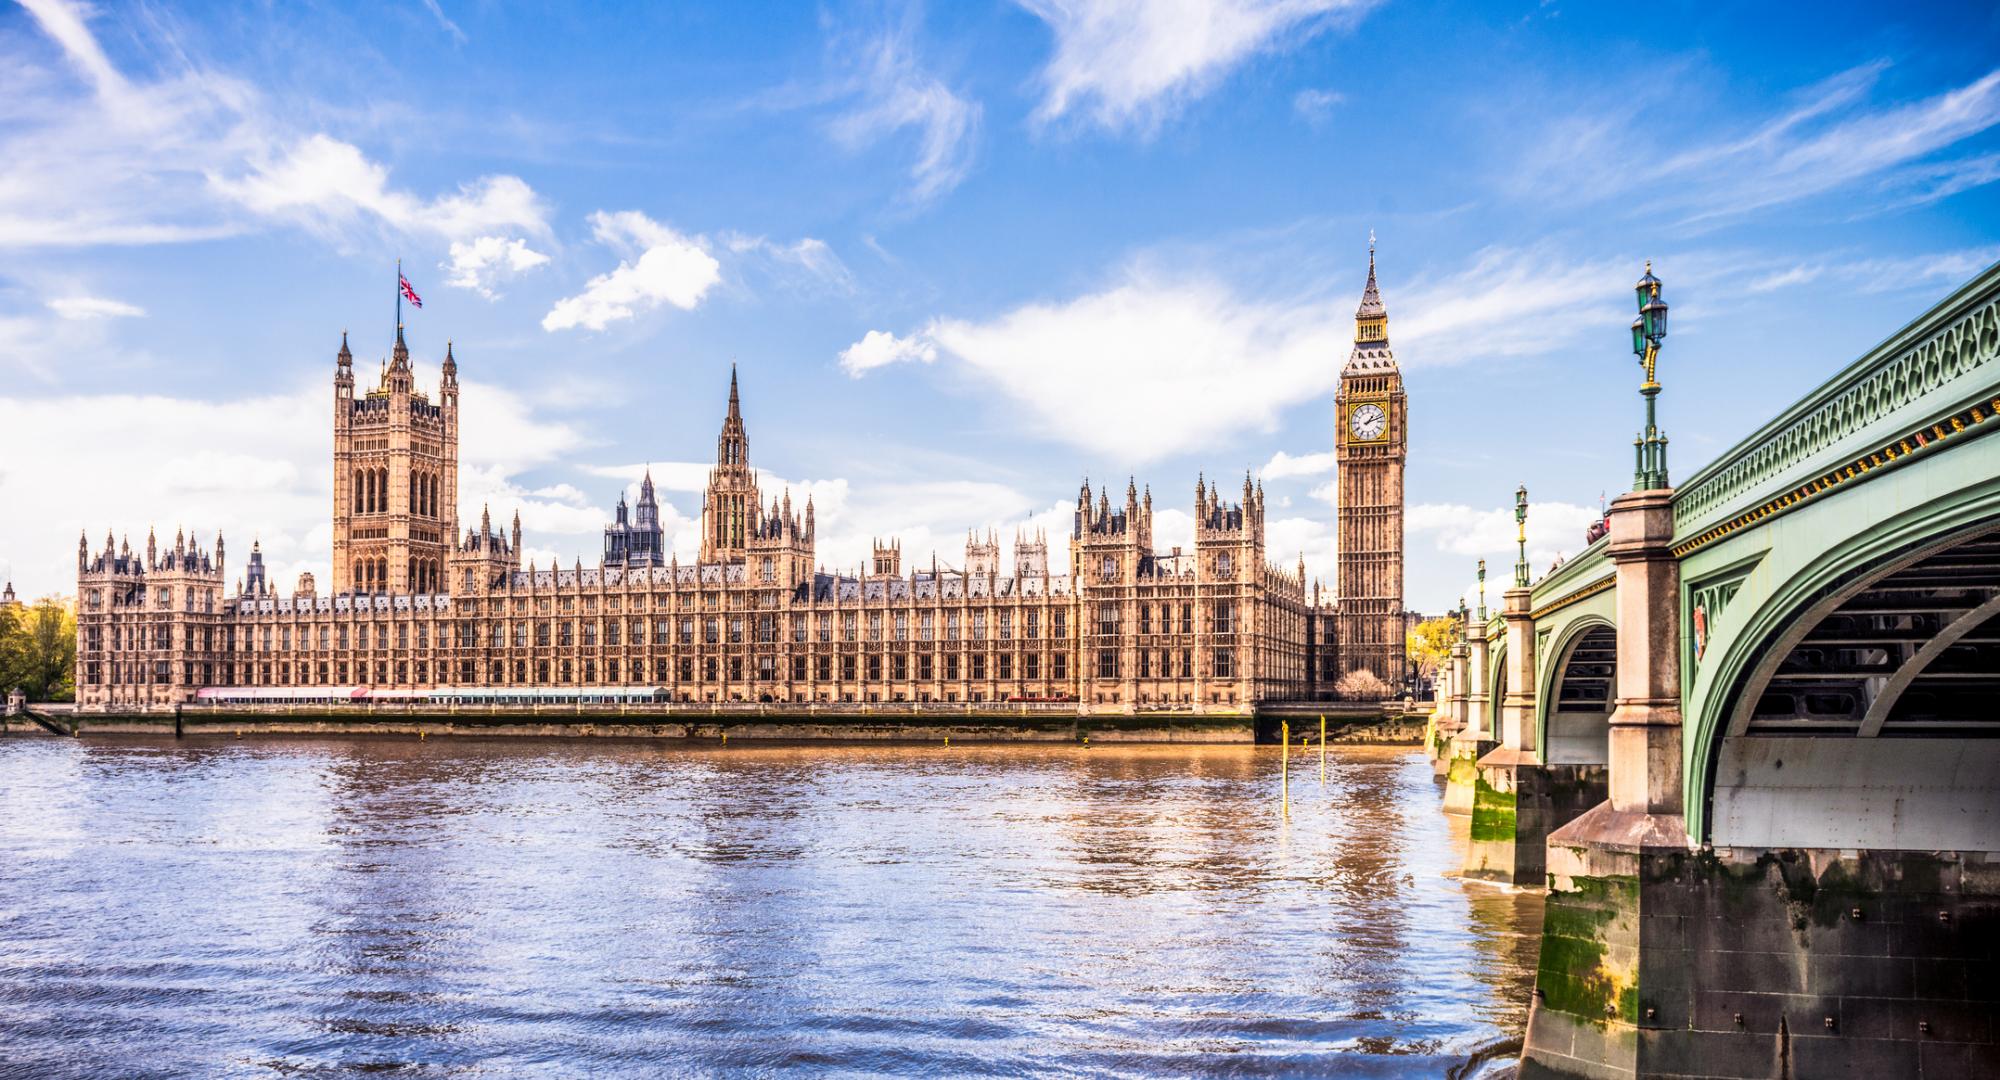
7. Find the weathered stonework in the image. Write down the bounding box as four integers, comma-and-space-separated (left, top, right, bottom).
1464, 752, 1608, 885
1523, 840, 2000, 1079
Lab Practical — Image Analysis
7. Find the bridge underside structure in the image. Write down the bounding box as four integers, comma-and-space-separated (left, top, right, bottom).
1428, 262, 2000, 1078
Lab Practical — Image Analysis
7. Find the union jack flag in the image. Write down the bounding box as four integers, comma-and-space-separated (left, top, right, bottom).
399, 274, 423, 308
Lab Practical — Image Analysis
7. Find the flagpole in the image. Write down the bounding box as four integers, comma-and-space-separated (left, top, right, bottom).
395, 257, 402, 339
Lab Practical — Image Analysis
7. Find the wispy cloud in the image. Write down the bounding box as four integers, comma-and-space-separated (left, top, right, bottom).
419, 0, 468, 46
2, 0, 546, 262
1511, 61, 2000, 224
828, 32, 981, 204
1021, 0, 1373, 135
1292, 87, 1344, 125
47, 295, 145, 320
1742, 245, 2000, 296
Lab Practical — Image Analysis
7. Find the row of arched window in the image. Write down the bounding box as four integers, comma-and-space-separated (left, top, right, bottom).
350, 556, 443, 595
351, 467, 444, 518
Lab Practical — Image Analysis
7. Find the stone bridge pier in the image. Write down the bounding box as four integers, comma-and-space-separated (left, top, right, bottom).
1511, 261, 2000, 1078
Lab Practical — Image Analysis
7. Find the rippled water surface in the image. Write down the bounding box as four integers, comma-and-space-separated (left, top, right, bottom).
0, 737, 1540, 1077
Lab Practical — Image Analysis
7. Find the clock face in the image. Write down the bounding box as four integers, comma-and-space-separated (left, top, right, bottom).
1349, 403, 1388, 441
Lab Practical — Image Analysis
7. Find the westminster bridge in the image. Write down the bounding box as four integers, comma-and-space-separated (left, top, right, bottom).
1425, 262, 2000, 1077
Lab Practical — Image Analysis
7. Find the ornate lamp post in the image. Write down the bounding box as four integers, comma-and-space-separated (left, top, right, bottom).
1513, 485, 1530, 588
1631, 263, 1670, 490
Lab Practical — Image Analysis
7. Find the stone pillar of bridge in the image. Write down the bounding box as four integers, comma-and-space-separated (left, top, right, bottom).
1425, 656, 1454, 771
1465, 585, 1550, 883
1444, 623, 1495, 815
1521, 488, 1692, 1079
1433, 639, 1470, 778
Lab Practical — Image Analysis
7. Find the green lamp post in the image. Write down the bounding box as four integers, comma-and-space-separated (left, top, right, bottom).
1631, 263, 1670, 490
1513, 485, 1530, 588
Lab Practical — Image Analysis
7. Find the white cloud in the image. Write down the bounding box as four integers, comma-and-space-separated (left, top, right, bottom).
1407, 499, 1601, 581
542, 211, 721, 332
840, 245, 1629, 462
839, 329, 938, 376
1021, 0, 1370, 135
210, 134, 549, 242
829, 34, 981, 203
1261, 449, 1335, 479
445, 235, 552, 298
47, 295, 145, 320
0, 376, 590, 600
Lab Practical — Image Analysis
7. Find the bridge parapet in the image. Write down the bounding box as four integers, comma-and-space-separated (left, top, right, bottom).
1671, 260, 2000, 544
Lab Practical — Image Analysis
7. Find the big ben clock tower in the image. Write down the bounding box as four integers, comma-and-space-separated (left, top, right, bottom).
1333, 240, 1408, 687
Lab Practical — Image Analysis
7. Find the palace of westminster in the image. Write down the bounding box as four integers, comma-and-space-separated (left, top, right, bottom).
74, 252, 1412, 713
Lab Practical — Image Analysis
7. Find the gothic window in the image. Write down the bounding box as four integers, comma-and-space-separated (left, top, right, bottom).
919, 612, 933, 641
945, 654, 959, 681
868, 613, 882, 642
1139, 605, 1152, 634
840, 656, 856, 681
729, 618, 743, 644
946, 612, 960, 641
842, 614, 857, 642
918, 655, 933, 681
1214, 648, 1235, 679
894, 612, 908, 641
606, 621, 620, 646
1101, 555, 1116, 580
1026, 610, 1040, 639
1098, 650, 1117, 678
1180, 649, 1193, 678
1181, 603, 1194, 634
997, 654, 1012, 680
998, 611, 1012, 640
1097, 602, 1119, 637
1217, 553, 1233, 576
970, 655, 986, 680
1053, 611, 1067, 638
1026, 654, 1041, 680
818, 615, 832, 643
972, 611, 986, 641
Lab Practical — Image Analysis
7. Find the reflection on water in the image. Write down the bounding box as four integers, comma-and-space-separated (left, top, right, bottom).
0, 739, 1540, 1076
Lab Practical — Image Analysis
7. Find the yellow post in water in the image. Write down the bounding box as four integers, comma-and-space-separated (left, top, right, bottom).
1319, 716, 1327, 785
1281, 720, 1291, 817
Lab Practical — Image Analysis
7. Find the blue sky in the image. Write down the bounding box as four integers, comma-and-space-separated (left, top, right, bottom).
4, 0, 1999, 610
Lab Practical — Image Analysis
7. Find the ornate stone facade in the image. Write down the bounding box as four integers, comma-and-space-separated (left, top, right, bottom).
1334, 243, 1410, 685
74, 250, 1405, 713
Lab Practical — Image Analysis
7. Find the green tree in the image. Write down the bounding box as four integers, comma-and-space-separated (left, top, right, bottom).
0, 600, 76, 702
1405, 616, 1460, 683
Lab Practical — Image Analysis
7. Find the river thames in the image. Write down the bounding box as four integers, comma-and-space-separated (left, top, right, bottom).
0, 739, 1539, 1077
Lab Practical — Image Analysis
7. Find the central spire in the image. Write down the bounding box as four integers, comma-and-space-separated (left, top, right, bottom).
1353, 236, 1389, 348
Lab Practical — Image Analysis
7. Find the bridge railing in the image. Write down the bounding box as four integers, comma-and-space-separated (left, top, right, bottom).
1671, 259, 2000, 544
